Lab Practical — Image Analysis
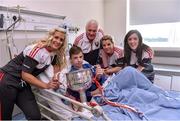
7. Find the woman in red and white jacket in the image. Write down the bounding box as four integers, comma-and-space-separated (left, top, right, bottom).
98, 35, 124, 75
0, 28, 67, 120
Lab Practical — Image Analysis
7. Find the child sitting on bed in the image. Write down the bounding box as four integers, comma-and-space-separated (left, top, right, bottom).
67, 45, 107, 102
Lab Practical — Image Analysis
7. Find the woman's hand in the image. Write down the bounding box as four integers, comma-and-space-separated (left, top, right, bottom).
104, 67, 122, 75
99, 49, 108, 68
137, 65, 145, 72
22, 71, 59, 89
104, 68, 110, 75
95, 65, 104, 79
46, 79, 60, 89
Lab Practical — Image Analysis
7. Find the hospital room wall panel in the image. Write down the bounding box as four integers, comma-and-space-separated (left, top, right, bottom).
153, 57, 180, 66
0, 0, 105, 67
171, 76, 180, 91
0, 0, 129, 56
154, 75, 172, 91
0, 0, 104, 35
0, 31, 47, 67
0, 34, 11, 66
153, 49, 180, 66
104, 0, 127, 46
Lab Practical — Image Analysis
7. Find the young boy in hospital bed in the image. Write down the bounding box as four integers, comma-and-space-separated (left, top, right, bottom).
37, 54, 104, 120
67, 46, 107, 112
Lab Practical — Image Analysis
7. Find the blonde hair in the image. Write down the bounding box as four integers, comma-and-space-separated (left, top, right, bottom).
101, 35, 114, 44
45, 28, 67, 69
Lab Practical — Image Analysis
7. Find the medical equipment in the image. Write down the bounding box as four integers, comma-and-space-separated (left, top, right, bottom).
5, 5, 23, 59
0, 5, 79, 67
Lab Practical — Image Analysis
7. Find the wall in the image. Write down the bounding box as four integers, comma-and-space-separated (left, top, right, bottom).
0, 0, 128, 46
0, 0, 104, 34
104, 0, 127, 46
0, 31, 48, 66
154, 74, 180, 92
0, 0, 104, 66
152, 48, 180, 65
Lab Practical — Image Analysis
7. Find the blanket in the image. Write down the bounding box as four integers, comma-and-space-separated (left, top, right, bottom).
93, 67, 180, 121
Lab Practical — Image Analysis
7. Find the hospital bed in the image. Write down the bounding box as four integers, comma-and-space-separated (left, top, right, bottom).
34, 89, 110, 121
13, 66, 180, 121
34, 63, 111, 121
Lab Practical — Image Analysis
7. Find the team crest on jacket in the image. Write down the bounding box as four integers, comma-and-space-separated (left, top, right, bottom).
95, 42, 99, 47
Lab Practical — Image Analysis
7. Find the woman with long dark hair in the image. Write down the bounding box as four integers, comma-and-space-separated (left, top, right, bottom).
123, 30, 155, 82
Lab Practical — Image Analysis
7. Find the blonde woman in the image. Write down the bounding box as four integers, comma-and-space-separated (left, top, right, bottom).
0, 28, 67, 120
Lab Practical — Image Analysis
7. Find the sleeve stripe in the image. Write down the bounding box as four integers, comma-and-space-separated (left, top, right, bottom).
29, 47, 38, 56
0, 72, 4, 81
145, 48, 154, 58
98, 29, 104, 35
114, 47, 123, 58
31, 48, 40, 58
29, 47, 41, 58
74, 33, 83, 45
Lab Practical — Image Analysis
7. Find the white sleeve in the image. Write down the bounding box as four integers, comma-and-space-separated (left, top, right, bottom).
38, 65, 54, 84
38, 73, 50, 84
44, 65, 54, 79
58, 66, 71, 92
142, 49, 154, 59
23, 45, 49, 64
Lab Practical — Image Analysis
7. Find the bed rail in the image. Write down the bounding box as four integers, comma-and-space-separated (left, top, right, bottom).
34, 89, 111, 121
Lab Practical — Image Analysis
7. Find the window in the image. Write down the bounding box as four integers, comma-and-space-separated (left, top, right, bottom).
127, 0, 180, 49
129, 22, 180, 48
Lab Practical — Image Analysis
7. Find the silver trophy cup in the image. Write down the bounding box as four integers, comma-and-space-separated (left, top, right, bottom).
66, 69, 93, 102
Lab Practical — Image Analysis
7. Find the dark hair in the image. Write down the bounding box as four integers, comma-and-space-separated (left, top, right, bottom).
100, 35, 114, 49
69, 45, 83, 59
124, 30, 150, 65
